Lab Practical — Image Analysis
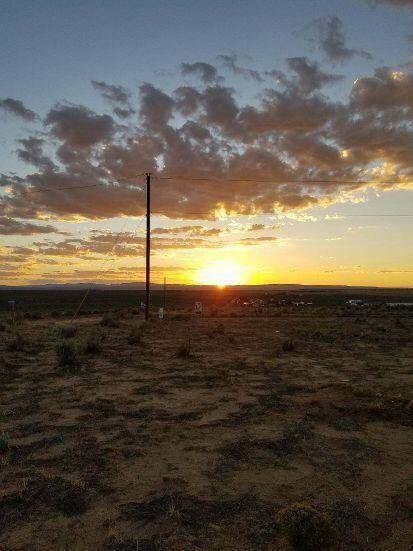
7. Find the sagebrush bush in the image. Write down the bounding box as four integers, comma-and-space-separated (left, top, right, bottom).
277, 502, 336, 551
176, 340, 191, 358
6, 332, 26, 352
55, 341, 80, 370
82, 330, 102, 354
100, 313, 118, 328
282, 339, 295, 352
216, 323, 225, 335
127, 323, 144, 345
0, 435, 9, 453
60, 325, 78, 338
52, 478, 87, 516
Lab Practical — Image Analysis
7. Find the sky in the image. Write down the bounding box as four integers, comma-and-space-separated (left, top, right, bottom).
0, 0, 412, 287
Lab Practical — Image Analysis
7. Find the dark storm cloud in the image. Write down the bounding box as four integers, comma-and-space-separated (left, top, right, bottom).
0, 98, 37, 121
181, 62, 220, 84
217, 54, 263, 82
310, 16, 371, 62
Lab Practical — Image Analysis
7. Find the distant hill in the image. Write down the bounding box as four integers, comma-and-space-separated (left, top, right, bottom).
0, 282, 411, 291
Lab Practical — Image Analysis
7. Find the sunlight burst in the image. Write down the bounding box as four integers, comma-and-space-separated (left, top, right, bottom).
195, 260, 246, 287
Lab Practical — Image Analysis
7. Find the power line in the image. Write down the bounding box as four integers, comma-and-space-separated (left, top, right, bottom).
153, 174, 410, 186
3, 173, 147, 195
152, 211, 413, 217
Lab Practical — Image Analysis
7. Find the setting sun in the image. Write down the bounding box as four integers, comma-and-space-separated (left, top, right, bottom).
195, 260, 246, 287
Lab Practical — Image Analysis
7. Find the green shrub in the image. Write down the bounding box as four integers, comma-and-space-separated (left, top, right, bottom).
100, 313, 118, 328
60, 324, 78, 338
277, 503, 336, 551
55, 341, 80, 371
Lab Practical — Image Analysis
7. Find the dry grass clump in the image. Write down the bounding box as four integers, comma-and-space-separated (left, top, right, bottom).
6, 332, 35, 352
60, 324, 78, 338
100, 313, 119, 328
176, 339, 192, 358
282, 339, 295, 352
277, 502, 336, 550
0, 435, 9, 453
82, 329, 103, 354
127, 323, 145, 345
55, 341, 81, 371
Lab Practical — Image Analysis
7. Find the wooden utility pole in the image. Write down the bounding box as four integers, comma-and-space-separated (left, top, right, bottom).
145, 172, 151, 321
163, 276, 166, 310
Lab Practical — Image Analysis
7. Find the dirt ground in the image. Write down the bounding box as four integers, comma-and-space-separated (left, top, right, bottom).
1, 307, 412, 550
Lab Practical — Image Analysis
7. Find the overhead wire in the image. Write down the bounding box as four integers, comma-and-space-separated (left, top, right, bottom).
153, 174, 411, 186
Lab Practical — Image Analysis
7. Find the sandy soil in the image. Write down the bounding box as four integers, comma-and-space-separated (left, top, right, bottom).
1, 308, 412, 550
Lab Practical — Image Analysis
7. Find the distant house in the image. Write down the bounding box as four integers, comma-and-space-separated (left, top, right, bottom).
251, 298, 265, 307
386, 302, 413, 308
347, 299, 364, 306
230, 296, 265, 307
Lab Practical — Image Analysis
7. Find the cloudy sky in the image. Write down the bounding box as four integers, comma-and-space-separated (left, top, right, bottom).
1, 0, 412, 287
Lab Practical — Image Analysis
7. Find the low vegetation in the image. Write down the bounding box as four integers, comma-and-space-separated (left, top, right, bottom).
59, 324, 78, 338
100, 313, 119, 328
0, 296, 411, 550
82, 329, 102, 354
277, 503, 336, 550
55, 340, 80, 370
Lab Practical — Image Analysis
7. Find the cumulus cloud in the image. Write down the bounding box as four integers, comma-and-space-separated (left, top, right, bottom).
372, 0, 413, 6
0, 217, 63, 236
310, 16, 371, 62
0, 98, 37, 121
91, 80, 134, 118
217, 54, 263, 82
181, 62, 220, 84
139, 83, 174, 131
286, 57, 344, 94
45, 104, 116, 149
17, 137, 56, 170
1, 51, 412, 233
152, 225, 222, 236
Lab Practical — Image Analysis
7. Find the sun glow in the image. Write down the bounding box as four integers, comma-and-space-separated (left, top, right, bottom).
195, 260, 246, 287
